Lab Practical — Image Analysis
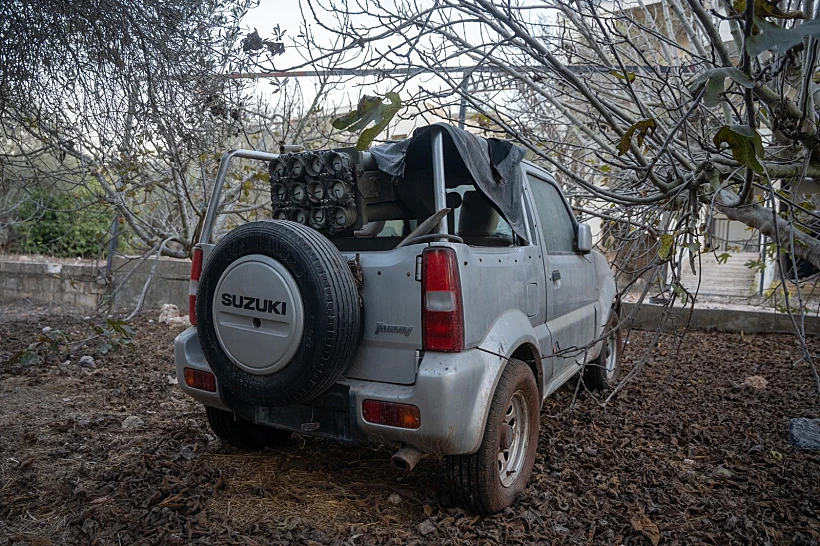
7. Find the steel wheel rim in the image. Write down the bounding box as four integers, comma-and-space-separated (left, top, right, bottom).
498, 391, 529, 488
605, 332, 618, 381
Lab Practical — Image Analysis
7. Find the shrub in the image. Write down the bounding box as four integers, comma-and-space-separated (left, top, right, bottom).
15, 191, 111, 258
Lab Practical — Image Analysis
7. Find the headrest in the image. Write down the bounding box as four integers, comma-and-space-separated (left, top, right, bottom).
458, 191, 500, 237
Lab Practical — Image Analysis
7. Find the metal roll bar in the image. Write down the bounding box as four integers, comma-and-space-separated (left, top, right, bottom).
200, 149, 281, 245
430, 130, 449, 237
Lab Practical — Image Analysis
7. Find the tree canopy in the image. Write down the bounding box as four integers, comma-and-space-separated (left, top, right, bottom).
297, 0, 819, 390
1, 0, 259, 257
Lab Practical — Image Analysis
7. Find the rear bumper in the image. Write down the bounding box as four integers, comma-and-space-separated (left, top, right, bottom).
174, 327, 230, 411
174, 327, 503, 455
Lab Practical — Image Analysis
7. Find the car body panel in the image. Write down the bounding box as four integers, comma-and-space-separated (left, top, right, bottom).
340, 245, 422, 385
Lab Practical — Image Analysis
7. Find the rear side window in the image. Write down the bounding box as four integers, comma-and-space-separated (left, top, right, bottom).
375, 220, 408, 237
450, 185, 515, 243
528, 177, 575, 253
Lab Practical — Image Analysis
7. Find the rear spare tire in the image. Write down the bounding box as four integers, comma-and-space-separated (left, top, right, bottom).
197, 220, 361, 407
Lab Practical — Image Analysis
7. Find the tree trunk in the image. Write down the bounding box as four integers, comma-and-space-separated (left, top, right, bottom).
717, 193, 820, 272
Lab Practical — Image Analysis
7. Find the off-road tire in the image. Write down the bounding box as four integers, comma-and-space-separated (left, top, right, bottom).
206, 406, 292, 449
445, 359, 539, 515
197, 220, 361, 407
583, 309, 623, 391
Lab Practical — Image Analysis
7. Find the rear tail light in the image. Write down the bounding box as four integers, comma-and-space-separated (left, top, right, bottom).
421, 247, 464, 352
184, 367, 216, 392
189, 246, 203, 326
362, 400, 420, 429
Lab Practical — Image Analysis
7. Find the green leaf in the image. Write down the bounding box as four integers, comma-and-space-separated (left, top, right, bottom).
688, 68, 756, 108
610, 70, 637, 83
659, 233, 675, 259
331, 109, 365, 132
107, 319, 134, 337
19, 351, 40, 366
3, 350, 40, 367
672, 280, 688, 304
745, 259, 767, 272
616, 118, 656, 156
331, 93, 403, 150
716, 252, 731, 264
747, 18, 820, 57
734, 0, 805, 20
712, 125, 765, 174
703, 75, 726, 108
355, 92, 402, 151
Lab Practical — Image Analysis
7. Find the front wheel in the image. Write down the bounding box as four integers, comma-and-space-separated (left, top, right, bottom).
583, 309, 623, 391
446, 359, 540, 514
206, 406, 292, 450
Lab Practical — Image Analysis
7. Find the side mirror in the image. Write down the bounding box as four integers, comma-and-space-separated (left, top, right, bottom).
576, 223, 593, 253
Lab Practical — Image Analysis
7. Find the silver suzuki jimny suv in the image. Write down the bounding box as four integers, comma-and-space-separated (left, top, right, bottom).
175, 123, 621, 514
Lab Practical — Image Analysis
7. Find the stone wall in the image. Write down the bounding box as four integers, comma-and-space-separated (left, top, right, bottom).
0, 254, 818, 336
0, 258, 107, 309
622, 302, 820, 336
108, 256, 190, 314
0, 255, 190, 313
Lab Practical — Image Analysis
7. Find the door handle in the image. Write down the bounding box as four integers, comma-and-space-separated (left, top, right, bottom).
551, 270, 561, 282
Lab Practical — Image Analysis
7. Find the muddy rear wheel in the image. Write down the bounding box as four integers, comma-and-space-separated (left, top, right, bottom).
445, 359, 539, 514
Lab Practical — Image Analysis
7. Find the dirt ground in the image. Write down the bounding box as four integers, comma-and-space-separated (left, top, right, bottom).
0, 309, 818, 546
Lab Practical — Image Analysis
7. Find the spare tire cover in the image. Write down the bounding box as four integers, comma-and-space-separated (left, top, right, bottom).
196, 220, 361, 407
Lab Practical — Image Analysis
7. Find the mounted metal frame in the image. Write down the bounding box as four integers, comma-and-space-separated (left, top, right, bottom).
199, 129, 452, 245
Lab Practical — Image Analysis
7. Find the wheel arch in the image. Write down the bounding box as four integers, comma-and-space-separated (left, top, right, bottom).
593, 250, 619, 330
473, 310, 546, 446
510, 342, 542, 401
590, 250, 619, 360
478, 309, 545, 387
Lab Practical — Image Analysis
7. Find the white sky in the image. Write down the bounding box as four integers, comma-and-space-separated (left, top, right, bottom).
241, 2, 401, 104
245, 1, 308, 68
242, 0, 735, 96
240, 0, 464, 135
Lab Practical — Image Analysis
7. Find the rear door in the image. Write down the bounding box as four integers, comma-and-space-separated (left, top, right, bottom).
525, 172, 598, 376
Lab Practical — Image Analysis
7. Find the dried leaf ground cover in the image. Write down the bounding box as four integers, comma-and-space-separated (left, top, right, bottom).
1, 312, 818, 545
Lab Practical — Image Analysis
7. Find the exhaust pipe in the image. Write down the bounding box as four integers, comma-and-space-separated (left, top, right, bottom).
391, 445, 423, 471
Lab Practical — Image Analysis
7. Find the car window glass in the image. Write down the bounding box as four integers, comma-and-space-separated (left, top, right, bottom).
377, 220, 404, 237
527, 176, 575, 253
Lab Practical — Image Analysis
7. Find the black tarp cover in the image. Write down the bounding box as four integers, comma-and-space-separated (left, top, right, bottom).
369, 123, 528, 240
